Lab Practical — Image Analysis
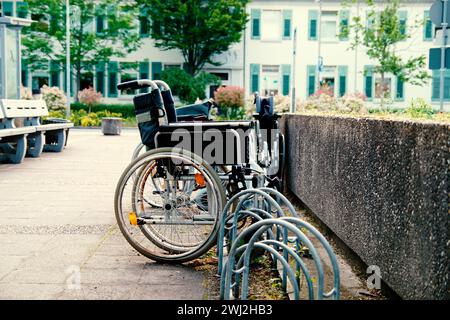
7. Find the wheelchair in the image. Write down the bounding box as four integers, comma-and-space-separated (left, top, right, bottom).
114, 79, 285, 263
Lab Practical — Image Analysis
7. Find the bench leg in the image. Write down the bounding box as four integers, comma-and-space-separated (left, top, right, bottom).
43, 129, 66, 153
26, 132, 44, 158
0, 135, 27, 164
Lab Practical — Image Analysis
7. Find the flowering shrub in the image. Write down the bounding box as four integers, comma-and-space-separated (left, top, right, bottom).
406, 98, 434, 119
300, 93, 368, 115
78, 87, 102, 113
40, 85, 67, 113
69, 109, 122, 127
214, 86, 246, 120
20, 86, 33, 100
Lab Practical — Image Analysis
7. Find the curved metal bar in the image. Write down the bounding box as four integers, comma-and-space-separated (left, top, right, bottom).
259, 187, 299, 218
153, 80, 171, 91
217, 189, 285, 276
132, 142, 145, 162
279, 217, 341, 300
223, 219, 325, 300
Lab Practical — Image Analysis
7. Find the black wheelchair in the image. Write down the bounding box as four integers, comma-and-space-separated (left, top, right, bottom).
114, 79, 285, 263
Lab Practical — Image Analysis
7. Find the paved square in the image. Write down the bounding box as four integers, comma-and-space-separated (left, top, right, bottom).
0, 129, 206, 300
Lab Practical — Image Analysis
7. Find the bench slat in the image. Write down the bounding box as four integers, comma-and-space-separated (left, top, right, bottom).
0, 99, 49, 118
0, 127, 35, 138
36, 123, 74, 131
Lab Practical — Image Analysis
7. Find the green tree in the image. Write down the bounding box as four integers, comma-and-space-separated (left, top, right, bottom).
138, 0, 249, 75
161, 68, 220, 103
342, 0, 430, 106
22, 0, 141, 100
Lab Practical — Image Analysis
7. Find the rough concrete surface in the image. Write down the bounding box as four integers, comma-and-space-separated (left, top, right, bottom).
281, 114, 450, 300
0, 129, 205, 300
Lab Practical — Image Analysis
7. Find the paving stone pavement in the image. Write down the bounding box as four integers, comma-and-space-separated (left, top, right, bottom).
0, 129, 206, 300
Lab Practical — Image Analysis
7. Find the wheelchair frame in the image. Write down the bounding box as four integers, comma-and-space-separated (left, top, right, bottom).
114, 79, 285, 263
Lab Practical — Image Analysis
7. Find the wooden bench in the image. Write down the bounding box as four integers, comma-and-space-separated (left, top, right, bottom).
0, 99, 73, 164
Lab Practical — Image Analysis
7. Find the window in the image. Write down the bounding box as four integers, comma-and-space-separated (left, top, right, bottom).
321, 66, 336, 96
424, 11, 434, 41
96, 16, 105, 33
251, 9, 261, 39
2, 1, 13, 16
309, 10, 318, 40
261, 65, 280, 95
375, 77, 392, 99
164, 64, 182, 70
399, 11, 407, 37
321, 11, 338, 42
139, 16, 149, 37
282, 10, 292, 40
120, 63, 138, 95
432, 70, 450, 101
210, 72, 229, 81
32, 76, 49, 95
261, 10, 281, 42
80, 72, 94, 91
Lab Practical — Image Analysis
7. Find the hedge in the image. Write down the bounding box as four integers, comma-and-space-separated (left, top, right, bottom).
71, 103, 135, 118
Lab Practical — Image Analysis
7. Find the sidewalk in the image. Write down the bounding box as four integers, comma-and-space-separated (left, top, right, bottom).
0, 129, 206, 299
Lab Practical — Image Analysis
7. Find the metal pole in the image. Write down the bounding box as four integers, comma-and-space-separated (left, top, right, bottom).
440, 0, 448, 112
291, 27, 297, 113
354, 1, 360, 93
65, 0, 71, 117
317, 0, 322, 91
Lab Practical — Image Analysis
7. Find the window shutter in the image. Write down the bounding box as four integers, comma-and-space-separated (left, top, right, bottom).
338, 66, 348, 97
396, 77, 404, 101
152, 62, 162, 80
339, 10, 350, 41
251, 9, 261, 40
307, 65, 316, 97
445, 71, 450, 100
308, 10, 318, 41
2, 2, 13, 16
250, 64, 260, 94
399, 11, 407, 37
282, 10, 292, 40
424, 11, 434, 41
282, 64, 291, 96
108, 61, 119, 97
139, 61, 150, 93
96, 63, 106, 95
364, 66, 374, 100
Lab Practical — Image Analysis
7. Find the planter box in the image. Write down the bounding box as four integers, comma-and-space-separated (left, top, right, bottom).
101, 117, 122, 136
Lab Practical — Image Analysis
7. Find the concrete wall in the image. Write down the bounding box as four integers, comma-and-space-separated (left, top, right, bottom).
281, 114, 450, 299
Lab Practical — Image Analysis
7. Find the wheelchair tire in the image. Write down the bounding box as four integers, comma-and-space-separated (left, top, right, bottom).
115, 147, 226, 263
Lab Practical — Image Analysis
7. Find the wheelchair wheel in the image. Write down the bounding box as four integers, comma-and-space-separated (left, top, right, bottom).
115, 147, 226, 263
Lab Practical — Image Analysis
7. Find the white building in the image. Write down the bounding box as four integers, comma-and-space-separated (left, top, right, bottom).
1, 0, 448, 109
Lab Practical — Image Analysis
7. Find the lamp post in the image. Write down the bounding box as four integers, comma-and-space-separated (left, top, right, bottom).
291, 27, 297, 113
439, 0, 448, 112
65, 0, 71, 117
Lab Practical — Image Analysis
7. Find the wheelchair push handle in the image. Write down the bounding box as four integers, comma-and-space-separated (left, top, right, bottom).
117, 79, 159, 91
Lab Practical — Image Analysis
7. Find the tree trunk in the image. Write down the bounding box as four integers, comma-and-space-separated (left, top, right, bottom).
380, 72, 385, 109
74, 65, 81, 103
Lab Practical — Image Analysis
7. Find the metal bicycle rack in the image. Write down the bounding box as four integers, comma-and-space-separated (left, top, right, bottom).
216, 188, 340, 300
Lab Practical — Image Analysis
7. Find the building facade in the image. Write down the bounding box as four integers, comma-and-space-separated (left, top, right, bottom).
1, 0, 448, 109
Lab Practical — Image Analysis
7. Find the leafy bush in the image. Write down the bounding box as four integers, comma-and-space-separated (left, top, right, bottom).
215, 86, 246, 120
69, 110, 123, 127
161, 68, 220, 104
78, 87, 103, 113
71, 103, 135, 118
40, 85, 67, 113
405, 98, 435, 119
